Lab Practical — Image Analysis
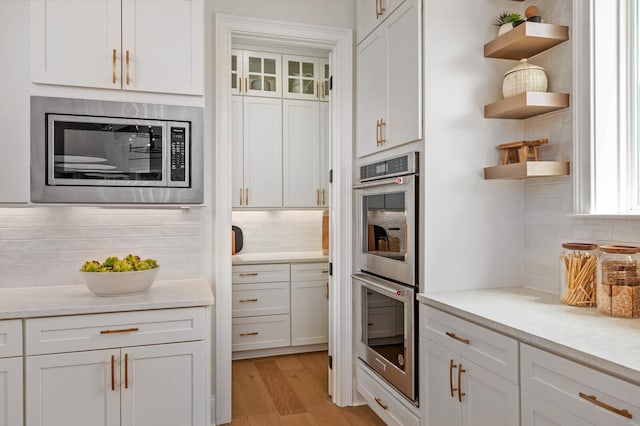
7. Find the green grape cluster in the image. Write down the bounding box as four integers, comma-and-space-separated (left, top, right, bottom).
81, 254, 159, 272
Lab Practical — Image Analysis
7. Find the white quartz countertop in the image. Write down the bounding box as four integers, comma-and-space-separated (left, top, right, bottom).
0, 279, 213, 319
232, 251, 328, 265
418, 287, 640, 385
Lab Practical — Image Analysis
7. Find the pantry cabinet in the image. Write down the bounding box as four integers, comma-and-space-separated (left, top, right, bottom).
231, 50, 282, 98
356, 0, 422, 158
30, 0, 204, 95
357, 0, 407, 43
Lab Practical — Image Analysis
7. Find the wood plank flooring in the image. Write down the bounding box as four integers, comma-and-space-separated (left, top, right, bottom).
227, 351, 386, 425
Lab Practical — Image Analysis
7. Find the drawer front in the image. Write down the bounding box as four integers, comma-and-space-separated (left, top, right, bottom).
420, 304, 518, 384
232, 264, 290, 284
521, 344, 640, 425
232, 282, 290, 317
0, 320, 22, 358
290, 263, 330, 282
232, 314, 290, 352
356, 361, 420, 426
26, 307, 207, 355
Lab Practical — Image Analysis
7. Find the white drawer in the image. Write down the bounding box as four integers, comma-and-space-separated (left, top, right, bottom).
290, 263, 329, 281
356, 361, 420, 426
26, 307, 207, 355
232, 264, 290, 284
0, 320, 22, 358
232, 314, 290, 352
521, 344, 640, 425
232, 282, 290, 318
420, 304, 518, 384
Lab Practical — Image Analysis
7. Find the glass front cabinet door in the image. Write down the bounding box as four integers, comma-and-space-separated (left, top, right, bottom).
283, 55, 330, 101
231, 50, 282, 98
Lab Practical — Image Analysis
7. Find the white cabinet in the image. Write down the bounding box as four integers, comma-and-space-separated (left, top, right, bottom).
356, 0, 422, 158
232, 96, 283, 208
30, 0, 204, 95
25, 307, 208, 426
231, 50, 282, 98
420, 305, 520, 426
0, 320, 23, 426
282, 55, 330, 101
357, 0, 407, 43
290, 264, 329, 346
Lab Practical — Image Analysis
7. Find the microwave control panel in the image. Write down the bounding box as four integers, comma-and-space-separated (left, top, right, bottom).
170, 127, 187, 182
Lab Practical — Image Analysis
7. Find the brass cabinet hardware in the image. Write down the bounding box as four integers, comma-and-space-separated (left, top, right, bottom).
378, 118, 386, 146
239, 298, 258, 303
245, 77, 249, 94
321, 82, 325, 98
445, 331, 470, 345
240, 332, 259, 337
458, 364, 466, 402
111, 355, 115, 391
245, 188, 249, 205
100, 327, 139, 335
240, 188, 243, 206
316, 189, 320, 205
239, 273, 258, 277
316, 82, 319, 98
125, 50, 130, 85
322, 189, 326, 205
321, 270, 329, 274
367, 322, 374, 326
579, 393, 633, 419
124, 353, 129, 389
239, 76, 242, 93
376, 120, 381, 146
112, 49, 117, 84
449, 359, 458, 397
374, 397, 388, 410
376, 0, 386, 18
325, 282, 329, 300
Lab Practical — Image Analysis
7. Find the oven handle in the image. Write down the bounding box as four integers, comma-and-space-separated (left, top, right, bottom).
352, 174, 416, 189
355, 274, 414, 301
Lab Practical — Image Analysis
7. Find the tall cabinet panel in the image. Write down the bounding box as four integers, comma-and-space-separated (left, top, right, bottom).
319, 102, 330, 207
231, 96, 245, 208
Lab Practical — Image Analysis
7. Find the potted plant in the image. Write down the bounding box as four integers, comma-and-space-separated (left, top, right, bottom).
495, 11, 524, 36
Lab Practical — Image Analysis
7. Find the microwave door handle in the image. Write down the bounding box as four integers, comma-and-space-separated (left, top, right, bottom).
353, 174, 415, 189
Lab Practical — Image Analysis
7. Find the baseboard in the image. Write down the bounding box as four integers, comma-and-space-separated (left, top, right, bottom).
232, 343, 328, 360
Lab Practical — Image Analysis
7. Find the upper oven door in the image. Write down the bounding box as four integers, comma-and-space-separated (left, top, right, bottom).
355, 174, 417, 286
47, 114, 168, 187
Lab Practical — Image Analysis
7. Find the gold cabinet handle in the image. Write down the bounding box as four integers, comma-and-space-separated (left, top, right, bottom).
239, 298, 258, 303
449, 359, 458, 397
112, 49, 117, 84
375, 0, 380, 18
240, 188, 243, 206
321, 270, 329, 274
239, 76, 242, 93
374, 397, 388, 410
240, 332, 259, 337
458, 363, 466, 402
124, 353, 129, 389
321, 81, 325, 98
579, 393, 633, 419
322, 189, 326, 205
375, 120, 381, 146
245, 77, 249, 94
245, 188, 249, 205
111, 354, 115, 391
379, 118, 386, 146
239, 273, 258, 277
125, 50, 130, 85
378, 0, 386, 17
100, 327, 139, 335
325, 282, 329, 300
446, 331, 470, 345
316, 189, 320, 205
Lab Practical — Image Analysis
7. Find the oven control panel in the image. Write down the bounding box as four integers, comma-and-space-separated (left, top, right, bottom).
359, 152, 418, 182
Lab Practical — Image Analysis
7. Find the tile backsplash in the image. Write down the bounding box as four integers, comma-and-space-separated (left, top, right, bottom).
232, 210, 323, 254
0, 207, 202, 288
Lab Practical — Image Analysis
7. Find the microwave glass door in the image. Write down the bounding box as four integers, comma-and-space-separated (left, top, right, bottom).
49, 115, 165, 185
363, 191, 407, 262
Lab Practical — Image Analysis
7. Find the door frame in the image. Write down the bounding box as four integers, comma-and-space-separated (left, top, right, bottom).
213, 14, 354, 425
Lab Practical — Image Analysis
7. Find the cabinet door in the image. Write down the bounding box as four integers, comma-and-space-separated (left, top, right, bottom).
291, 280, 329, 346
121, 342, 206, 426
231, 49, 243, 95
231, 96, 245, 208
121, 0, 203, 95
283, 100, 320, 207
421, 338, 462, 426
521, 390, 591, 426
25, 349, 120, 426
30, 0, 122, 89
460, 358, 519, 426
243, 97, 283, 208
356, 0, 407, 44
356, 27, 387, 158
319, 101, 330, 206
319, 59, 331, 101
283, 55, 321, 100
243, 51, 282, 98
0, 357, 22, 426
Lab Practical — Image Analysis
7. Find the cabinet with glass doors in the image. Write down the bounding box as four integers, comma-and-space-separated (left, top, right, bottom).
231, 49, 281, 98
282, 55, 330, 101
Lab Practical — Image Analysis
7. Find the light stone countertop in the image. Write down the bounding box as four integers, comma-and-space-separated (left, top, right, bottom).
418, 287, 640, 385
232, 251, 328, 265
0, 279, 213, 319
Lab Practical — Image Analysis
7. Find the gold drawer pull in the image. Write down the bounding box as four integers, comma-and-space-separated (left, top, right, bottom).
458, 363, 466, 402
321, 270, 329, 274
579, 393, 633, 419
111, 355, 115, 391
239, 273, 258, 277
124, 353, 129, 389
449, 359, 457, 397
239, 298, 258, 303
112, 48, 117, 84
374, 397, 388, 410
240, 332, 259, 337
446, 331, 470, 345
100, 327, 139, 335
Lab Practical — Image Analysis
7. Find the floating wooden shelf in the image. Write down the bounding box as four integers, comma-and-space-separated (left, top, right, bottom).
484, 92, 570, 119
484, 161, 570, 180
484, 22, 570, 60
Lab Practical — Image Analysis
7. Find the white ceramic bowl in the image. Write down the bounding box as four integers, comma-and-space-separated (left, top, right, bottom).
80, 268, 159, 296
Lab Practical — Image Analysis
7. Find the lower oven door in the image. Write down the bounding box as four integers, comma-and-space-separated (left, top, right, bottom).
354, 273, 416, 402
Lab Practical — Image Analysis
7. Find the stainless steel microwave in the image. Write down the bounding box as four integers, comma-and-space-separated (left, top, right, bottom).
31, 96, 203, 204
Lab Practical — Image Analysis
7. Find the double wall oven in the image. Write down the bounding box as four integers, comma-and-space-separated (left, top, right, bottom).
353, 152, 419, 403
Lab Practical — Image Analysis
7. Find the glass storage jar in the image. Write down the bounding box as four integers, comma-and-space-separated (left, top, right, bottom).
560, 243, 598, 306
597, 245, 640, 318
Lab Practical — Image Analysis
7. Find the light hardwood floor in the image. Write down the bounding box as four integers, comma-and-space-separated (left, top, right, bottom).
227, 351, 386, 425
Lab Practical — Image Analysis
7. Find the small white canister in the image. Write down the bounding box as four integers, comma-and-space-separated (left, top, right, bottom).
502, 58, 548, 98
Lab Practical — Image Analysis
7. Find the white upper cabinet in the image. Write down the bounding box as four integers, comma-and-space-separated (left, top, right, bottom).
282, 55, 330, 102
232, 50, 282, 98
356, 0, 422, 158
30, 0, 204, 95
357, 0, 407, 44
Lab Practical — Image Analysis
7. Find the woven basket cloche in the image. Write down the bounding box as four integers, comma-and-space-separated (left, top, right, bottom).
502, 58, 548, 98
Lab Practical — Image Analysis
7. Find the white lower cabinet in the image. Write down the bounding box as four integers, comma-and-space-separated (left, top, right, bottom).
0, 320, 23, 426
290, 263, 329, 346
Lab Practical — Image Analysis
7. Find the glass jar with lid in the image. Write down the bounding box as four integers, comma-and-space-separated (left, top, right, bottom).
597, 245, 640, 317
560, 243, 598, 306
